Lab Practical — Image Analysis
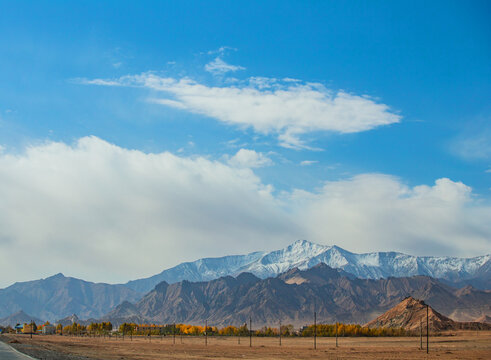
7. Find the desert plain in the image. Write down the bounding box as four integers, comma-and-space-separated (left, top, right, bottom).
2, 331, 491, 360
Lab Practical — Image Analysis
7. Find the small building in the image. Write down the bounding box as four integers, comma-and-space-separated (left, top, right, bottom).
23, 323, 36, 334
42, 324, 56, 335
14, 324, 23, 334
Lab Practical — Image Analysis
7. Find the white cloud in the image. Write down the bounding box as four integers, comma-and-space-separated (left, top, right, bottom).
300, 160, 318, 166
0, 138, 489, 287
0, 137, 296, 287
292, 174, 490, 256
207, 46, 237, 55
226, 149, 273, 168
78, 73, 401, 149
205, 57, 245, 75
450, 127, 491, 160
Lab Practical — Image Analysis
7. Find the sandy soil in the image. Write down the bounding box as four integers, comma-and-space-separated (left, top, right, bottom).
2, 331, 491, 360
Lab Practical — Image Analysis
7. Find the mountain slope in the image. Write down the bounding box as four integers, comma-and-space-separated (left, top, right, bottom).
365, 297, 491, 331
0, 310, 44, 327
125, 251, 266, 293
125, 240, 491, 293
474, 315, 491, 324
107, 264, 491, 327
0, 273, 142, 321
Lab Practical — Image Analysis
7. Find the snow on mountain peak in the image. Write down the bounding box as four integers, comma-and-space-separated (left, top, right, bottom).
125, 240, 491, 293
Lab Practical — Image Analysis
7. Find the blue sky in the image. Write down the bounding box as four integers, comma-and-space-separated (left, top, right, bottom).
0, 1, 490, 285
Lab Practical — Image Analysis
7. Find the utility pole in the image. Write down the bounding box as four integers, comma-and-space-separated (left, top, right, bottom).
249, 317, 252, 348
30, 320, 32, 339
426, 305, 429, 354
314, 311, 317, 350
335, 321, 338, 347
420, 319, 422, 350
205, 320, 208, 346
279, 319, 281, 346
173, 323, 176, 345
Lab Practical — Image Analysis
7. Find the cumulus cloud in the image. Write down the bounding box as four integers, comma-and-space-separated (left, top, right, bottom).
0, 137, 296, 287
226, 149, 273, 168
78, 73, 401, 149
0, 137, 489, 287
205, 57, 245, 75
292, 174, 490, 256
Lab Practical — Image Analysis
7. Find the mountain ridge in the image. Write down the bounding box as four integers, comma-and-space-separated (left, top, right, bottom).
125, 240, 491, 293
1, 240, 489, 322
0, 273, 142, 322
105, 263, 491, 327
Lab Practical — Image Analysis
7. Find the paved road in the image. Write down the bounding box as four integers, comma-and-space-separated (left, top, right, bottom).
0, 341, 36, 359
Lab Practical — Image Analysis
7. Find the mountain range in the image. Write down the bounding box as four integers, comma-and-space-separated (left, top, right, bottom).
0, 273, 141, 321
105, 263, 491, 327
124, 240, 491, 293
0, 240, 489, 323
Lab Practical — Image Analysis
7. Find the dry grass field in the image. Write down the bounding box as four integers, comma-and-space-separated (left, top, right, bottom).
3, 331, 491, 360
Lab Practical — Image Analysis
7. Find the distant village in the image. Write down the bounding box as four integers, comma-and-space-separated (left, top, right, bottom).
0, 322, 56, 335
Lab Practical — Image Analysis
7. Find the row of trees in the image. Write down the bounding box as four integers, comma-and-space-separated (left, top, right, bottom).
2, 321, 406, 338
116, 322, 406, 337
118, 323, 220, 336
87, 322, 113, 334
55, 322, 113, 335
300, 323, 407, 337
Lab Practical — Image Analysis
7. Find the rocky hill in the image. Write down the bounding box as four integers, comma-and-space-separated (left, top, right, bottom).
474, 314, 491, 324
365, 297, 491, 331
105, 264, 491, 327
0, 310, 44, 327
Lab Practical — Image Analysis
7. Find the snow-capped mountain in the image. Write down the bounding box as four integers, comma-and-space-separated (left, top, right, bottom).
108, 264, 491, 327
125, 240, 491, 293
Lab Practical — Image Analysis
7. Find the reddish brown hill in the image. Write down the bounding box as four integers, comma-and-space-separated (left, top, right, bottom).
364, 297, 491, 331
474, 314, 491, 324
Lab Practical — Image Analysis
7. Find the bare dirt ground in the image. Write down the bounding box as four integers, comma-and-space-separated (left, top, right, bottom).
2, 331, 491, 360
